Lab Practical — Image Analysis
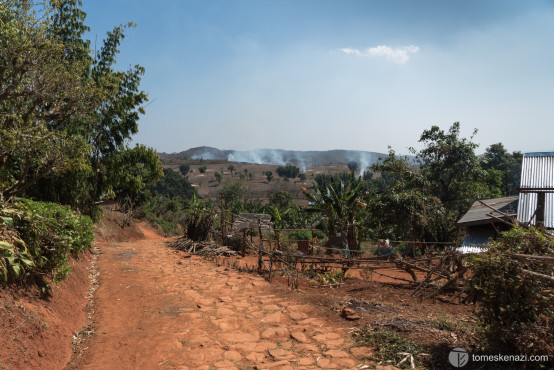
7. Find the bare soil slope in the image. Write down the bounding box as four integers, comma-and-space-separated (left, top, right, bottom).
0, 254, 91, 370
0, 210, 141, 370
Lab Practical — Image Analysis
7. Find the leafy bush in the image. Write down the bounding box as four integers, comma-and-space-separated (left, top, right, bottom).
1, 199, 93, 287
470, 226, 554, 355
221, 181, 246, 215
0, 238, 34, 283
140, 196, 184, 235
288, 229, 325, 240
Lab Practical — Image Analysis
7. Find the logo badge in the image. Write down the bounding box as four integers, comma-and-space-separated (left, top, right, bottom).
449, 347, 469, 368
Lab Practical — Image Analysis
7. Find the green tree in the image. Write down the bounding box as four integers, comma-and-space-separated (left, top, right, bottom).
369, 150, 444, 241
314, 172, 353, 188
276, 165, 300, 179
214, 172, 222, 184
104, 144, 164, 210
0, 1, 94, 200
49, 0, 91, 64
182, 194, 214, 241
266, 171, 273, 183
416, 123, 500, 240
347, 161, 360, 173
269, 190, 293, 210
481, 143, 522, 196
148, 168, 195, 200
179, 164, 191, 176
88, 23, 148, 200
2, 1, 156, 217
364, 124, 501, 243
221, 181, 246, 215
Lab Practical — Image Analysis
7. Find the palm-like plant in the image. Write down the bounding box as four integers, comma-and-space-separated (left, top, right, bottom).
304, 173, 363, 249
183, 194, 214, 241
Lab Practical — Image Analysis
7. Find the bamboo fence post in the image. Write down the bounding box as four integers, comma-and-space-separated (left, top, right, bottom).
258, 220, 263, 273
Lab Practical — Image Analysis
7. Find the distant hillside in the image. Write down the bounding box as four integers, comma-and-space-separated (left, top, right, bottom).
160, 146, 232, 161
158, 147, 388, 171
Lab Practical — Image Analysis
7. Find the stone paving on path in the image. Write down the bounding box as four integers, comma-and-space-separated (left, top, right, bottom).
75, 233, 398, 370
170, 259, 361, 369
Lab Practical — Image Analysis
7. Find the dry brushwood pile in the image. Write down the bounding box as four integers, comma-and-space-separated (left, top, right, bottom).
166, 237, 236, 257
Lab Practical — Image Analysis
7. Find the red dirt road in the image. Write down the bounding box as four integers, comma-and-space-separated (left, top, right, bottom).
69, 226, 385, 369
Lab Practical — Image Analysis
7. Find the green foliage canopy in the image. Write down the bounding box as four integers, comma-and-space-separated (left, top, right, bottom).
148, 168, 195, 200
0, 0, 162, 215
276, 164, 300, 179
0, 1, 94, 200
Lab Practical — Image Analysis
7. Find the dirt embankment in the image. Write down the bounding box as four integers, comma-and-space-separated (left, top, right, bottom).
0, 254, 92, 370
0, 210, 137, 370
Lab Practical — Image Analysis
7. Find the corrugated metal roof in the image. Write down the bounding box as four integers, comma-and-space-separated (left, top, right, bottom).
457, 226, 493, 253
457, 196, 518, 226
517, 153, 554, 228
523, 152, 554, 157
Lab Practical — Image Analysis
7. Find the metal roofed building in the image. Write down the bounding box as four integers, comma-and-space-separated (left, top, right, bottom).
457, 196, 519, 253
517, 152, 554, 228
457, 151, 554, 253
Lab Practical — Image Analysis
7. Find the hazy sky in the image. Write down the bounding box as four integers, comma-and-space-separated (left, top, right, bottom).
83, 0, 554, 154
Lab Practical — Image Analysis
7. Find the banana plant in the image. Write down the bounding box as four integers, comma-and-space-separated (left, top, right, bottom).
266, 205, 289, 230
304, 173, 363, 249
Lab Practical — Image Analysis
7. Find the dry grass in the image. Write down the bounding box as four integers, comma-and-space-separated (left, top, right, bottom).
164, 161, 351, 204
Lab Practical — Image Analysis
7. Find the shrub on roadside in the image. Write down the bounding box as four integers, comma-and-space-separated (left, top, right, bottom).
139, 196, 183, 236
0, 198, 93, 288
470, 226, 554, 355
288, 229, 325, 240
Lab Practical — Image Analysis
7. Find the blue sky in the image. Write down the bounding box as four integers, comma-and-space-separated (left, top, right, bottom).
83, 0, 554, 154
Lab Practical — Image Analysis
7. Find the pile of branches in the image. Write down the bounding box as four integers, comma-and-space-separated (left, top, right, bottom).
411, 251, 471, 301
167, 237, 236, 257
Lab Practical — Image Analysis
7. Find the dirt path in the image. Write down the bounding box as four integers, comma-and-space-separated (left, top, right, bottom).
69, 226, 383, 370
